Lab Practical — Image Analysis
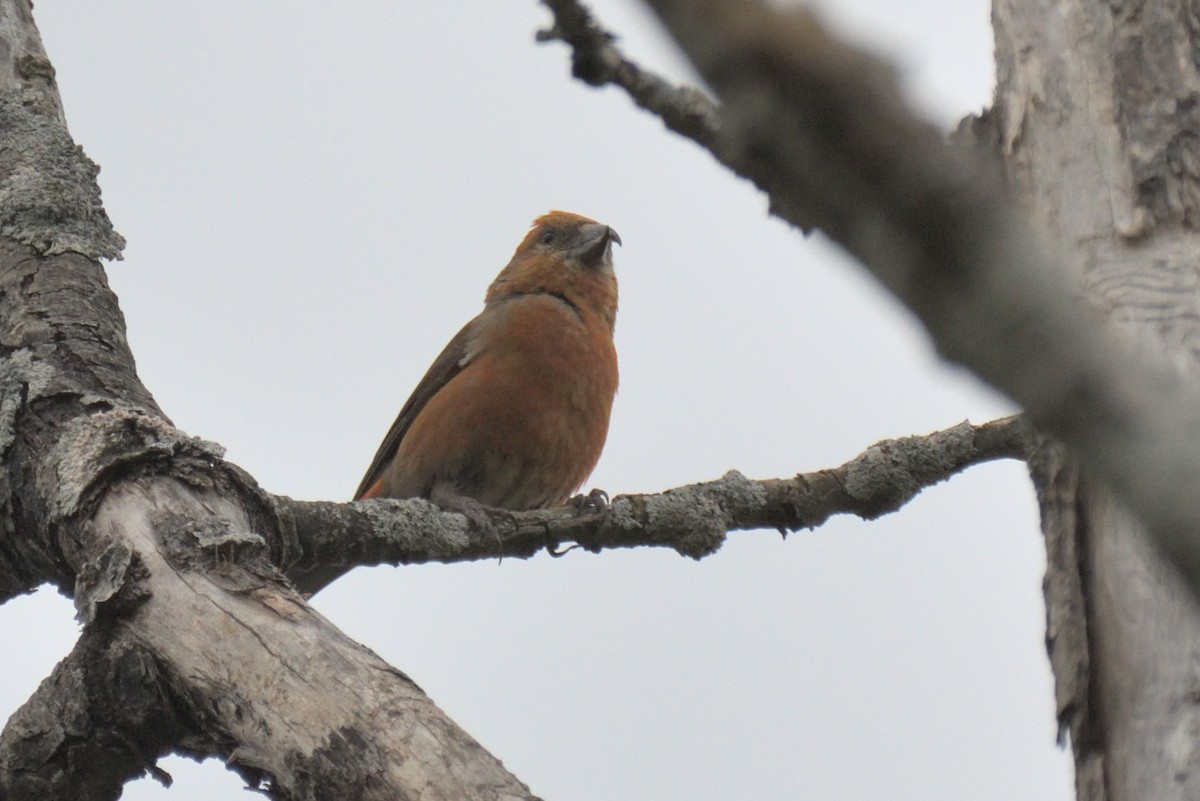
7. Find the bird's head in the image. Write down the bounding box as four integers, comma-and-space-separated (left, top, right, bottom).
518, 210, 621, 273
487, 211, 620, 328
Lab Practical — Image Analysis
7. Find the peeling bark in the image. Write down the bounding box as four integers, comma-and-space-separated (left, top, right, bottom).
0, 1, 543, 797
994, 1, 1200, 798
0, 629, 185, 801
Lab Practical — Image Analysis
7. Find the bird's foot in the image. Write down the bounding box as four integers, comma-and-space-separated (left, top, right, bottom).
547, 488, 608, 557
569, 487, 609, 515
430, 486, 511, 559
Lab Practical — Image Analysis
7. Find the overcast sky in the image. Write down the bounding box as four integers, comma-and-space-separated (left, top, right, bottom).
2, 3, 1073, 800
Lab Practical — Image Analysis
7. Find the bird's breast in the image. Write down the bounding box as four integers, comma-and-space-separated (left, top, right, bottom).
394, 293, 618, 509
485, 293, 617, 395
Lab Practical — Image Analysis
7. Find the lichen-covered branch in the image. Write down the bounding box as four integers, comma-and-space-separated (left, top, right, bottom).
279, 416, 1030, 595
540, 0, 1200, 596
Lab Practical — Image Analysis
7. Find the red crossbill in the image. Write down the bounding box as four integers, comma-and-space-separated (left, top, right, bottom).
354, 211, 620, 515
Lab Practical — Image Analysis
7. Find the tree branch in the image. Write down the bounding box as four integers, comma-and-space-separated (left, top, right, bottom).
536, 0, 721, 150
540, 0, 1200, 595
0, 1, 546, 797
0, 628, 187, 800
279, 416, 1031, 595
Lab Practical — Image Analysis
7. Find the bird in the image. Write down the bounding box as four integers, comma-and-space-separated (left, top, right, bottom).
354, 210, 620, 518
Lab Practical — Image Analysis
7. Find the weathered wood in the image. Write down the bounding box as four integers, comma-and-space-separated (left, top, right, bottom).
82, 477, 534, 801
994, 1, 1200, 798
0, 0, 542, 796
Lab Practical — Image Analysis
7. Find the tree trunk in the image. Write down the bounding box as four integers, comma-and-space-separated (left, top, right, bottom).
994, 1, 1200, 798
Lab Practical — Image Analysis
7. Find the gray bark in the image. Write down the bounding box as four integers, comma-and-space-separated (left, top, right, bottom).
994, 2, 1200, 798
13, 0, 1194, 794
284, 415, 1030, 593
541, 0, 1200, 798
0, 2, 539, 798
0, 1, 1038, 798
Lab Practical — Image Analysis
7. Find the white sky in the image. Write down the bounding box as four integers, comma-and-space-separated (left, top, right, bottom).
1, 2, 1073, 800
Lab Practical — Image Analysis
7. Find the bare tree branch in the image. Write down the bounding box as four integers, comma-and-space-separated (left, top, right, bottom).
540, 0, 1200, 595
0, 628, 186, 800
536, 0, 721, 151
279, 416, 1031, 595
0, 2, 543, 797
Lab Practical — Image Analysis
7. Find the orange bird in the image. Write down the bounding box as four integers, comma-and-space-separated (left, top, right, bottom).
354, 211, 620, 514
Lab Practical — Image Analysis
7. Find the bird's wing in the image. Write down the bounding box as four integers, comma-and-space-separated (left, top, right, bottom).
353, 314, 485, 500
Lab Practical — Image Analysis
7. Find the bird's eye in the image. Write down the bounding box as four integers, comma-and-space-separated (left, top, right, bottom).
540, 230, 556, 246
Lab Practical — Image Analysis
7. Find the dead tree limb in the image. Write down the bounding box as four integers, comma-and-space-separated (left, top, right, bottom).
0, 3, 543, 798
540, 0, 1200, 596
280, 415, 1031, 594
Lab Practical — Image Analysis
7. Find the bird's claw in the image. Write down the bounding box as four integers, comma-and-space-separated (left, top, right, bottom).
547, 490, 608, 557
570, 487, 609, 515
545, 541, 579, 558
